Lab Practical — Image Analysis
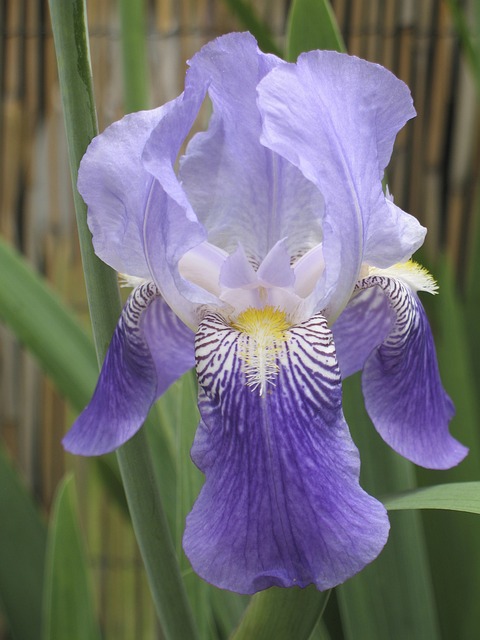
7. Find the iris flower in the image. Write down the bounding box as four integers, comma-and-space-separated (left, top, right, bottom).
64, 33, 467, 594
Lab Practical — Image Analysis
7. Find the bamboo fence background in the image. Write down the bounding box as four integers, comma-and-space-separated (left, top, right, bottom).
0, 0, 478, 637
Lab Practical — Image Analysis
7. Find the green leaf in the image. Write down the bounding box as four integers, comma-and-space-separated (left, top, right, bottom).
337, 374, 440, 640
49, 0, 198, 637
230, 587, 330, 640
444, 0, 480, 92
119, 0, 149, 113
156, 371, 215, 637
0, 236, 97, 410
42, 474, 102, 640
417, 257, 480, 639
211, 589, 249, 639
383, 482, 480, 514
0, 444, 47, 640
286, 0, 345, 61
48, 0, 122, 356
220, 0, 282, 56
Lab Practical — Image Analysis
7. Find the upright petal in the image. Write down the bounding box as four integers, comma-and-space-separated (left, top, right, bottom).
178, 33, 325, 263
140, 75, 221, 328
358, 275, 468, 469
183, 312, 388, 594
78, 105, 171, 279
63, 283, 195, 455
258, 51, 424, 318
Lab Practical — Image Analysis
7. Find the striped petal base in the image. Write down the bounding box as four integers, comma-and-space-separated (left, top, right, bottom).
184, 311, 389, 594
359, 275, 468, 469
63, 282, 194, 455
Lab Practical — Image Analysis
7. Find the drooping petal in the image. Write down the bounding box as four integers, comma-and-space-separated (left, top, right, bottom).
183, 312, 389, 594
332, 286, 394, 378
258, 51, 425, 318
78, 105, 171, 279
63, 283, 195, 455
358, 275, 468, 469
178, 32, 325, 263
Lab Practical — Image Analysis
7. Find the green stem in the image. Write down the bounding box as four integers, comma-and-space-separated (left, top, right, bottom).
48, 1, 197, 638
230, 587, 330, 640
119, 0, 149, 113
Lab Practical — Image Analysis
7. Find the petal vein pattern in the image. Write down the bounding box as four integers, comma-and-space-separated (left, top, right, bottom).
358, 275, 468, 469
186, 312, 389, 593
63, 283, 195, 455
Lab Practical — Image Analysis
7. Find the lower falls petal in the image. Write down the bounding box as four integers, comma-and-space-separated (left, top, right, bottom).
359, 275, 468, 469
183, 312, 389, 594
63, 282, 195, 456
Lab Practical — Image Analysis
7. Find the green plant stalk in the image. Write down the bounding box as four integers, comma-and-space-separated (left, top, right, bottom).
48, 1, 198, 638
119, 0, 149, 113
230, 587, 330, 640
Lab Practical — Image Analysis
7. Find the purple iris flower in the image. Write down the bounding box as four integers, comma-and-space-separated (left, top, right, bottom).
64, 32, 467, 594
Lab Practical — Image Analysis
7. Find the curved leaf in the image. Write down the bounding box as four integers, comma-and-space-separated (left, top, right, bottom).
383, 482, 480, 515
42, 475, 101, 640
286, 0, 345, 61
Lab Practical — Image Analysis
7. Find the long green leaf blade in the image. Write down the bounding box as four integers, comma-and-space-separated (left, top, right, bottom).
48, 1, 198, 637
42, 475, 101, 640
0, 445, 47, 640
418, 257, 480, 639
0, 237, 97, 409
286, 0, 345, 61
383, 482, 480, 513
48, 0, 122, 356
119, 0, 149, 113
158, 371, 215, 636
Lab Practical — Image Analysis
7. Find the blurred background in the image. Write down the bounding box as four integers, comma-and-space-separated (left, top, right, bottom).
0, 0, 479, 638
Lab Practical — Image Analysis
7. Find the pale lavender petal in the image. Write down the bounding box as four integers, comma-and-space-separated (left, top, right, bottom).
332, 286, 394, 378
78, 106, 171, 279
219, 244, 258, 288
63, 283, 194, 455
140, 78, 221, 328
178, 33, 325, 263
258, 51, 424, 318
257, 239, 295, 287
184, 312, 389, 594
359, 276, 468, 469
